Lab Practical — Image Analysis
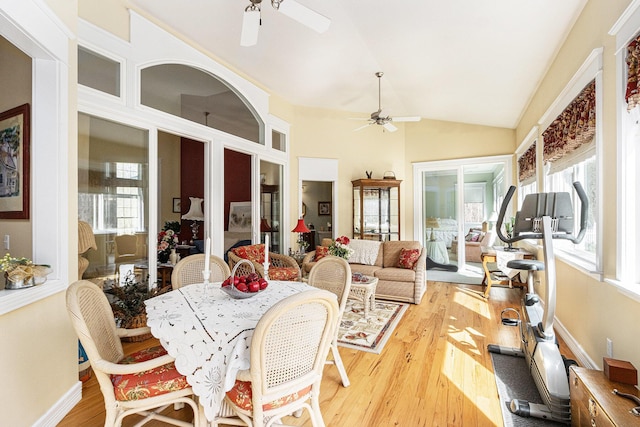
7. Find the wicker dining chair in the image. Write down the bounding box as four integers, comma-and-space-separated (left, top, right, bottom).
227, 244, 301, 281
224, 289, 339, 427
66, 280, 199, 427
307, 256, 352, 387
171, 254, 231, 290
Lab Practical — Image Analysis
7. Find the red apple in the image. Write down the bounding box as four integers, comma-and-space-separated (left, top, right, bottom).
222, 278, 231, 287
258, 279, 268, 290
235, 283, 248, 292
233, 276, 241, 285
248, 281, 260, 293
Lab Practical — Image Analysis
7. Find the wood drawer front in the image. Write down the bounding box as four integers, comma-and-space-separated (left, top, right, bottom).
570, 366, 640, 427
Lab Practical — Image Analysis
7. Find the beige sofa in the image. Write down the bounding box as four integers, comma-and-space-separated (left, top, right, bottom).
302, 239, 426, 304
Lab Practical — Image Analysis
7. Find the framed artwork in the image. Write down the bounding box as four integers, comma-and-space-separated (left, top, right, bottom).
0, 104, 30, 219
318, 201, 331, 216
228, 201, 252, 232
172, 198, 181, 213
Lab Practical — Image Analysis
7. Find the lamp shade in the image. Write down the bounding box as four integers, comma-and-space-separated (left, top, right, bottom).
291, 218, 310, 233
181, 197, 204, 221
425, 217, 440, 229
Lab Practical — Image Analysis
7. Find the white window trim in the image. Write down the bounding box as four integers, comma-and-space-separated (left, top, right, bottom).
0, 0, 70, 315
609, 0, 640, 297
535, 48, 603, 277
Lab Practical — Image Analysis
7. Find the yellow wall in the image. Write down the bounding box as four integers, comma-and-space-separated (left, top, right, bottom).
515, 0, 640, 371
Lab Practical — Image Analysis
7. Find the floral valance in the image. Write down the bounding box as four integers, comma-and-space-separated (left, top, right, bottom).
542, 80, 596, 164
517, 142, 536, 182
626, 34, 640, 111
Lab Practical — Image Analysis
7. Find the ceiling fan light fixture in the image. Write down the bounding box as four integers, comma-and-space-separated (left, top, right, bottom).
272, 0, 331, 33
241, 5, 261, 47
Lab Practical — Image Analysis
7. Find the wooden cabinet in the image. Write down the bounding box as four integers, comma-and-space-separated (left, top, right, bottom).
352, 179, 401, 241
569, 366, 640, 426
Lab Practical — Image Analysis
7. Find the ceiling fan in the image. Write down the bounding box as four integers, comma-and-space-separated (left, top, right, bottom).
352, 72, 421, 133
241, 0, 331, 47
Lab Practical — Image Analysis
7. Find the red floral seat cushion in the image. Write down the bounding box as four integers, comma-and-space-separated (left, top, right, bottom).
232, 244, 265, 264
268, 267, 299, 281
226, 379, 312, 411
111, 345, 190, 401
397, 248, 420, 269
314, 246, 329, 261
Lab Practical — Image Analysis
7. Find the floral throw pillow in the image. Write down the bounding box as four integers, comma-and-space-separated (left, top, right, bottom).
397, 248, 420, 269
315, 246, 329, 261
231, 244, 265, 264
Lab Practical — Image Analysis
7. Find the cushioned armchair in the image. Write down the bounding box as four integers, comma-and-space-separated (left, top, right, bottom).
452, 227, 495, 263
227, 244, 301, 281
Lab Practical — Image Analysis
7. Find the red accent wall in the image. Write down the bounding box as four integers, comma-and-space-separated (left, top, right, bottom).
224, 148, 251, 229
180, 138, 204, 240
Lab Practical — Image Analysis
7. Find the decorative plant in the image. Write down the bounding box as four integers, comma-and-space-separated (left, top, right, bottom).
163, 220, 181, 234
0, 253, 51, 284
157, 229, 179, 261
106, 271, 167, 329
328, 236, 354, 259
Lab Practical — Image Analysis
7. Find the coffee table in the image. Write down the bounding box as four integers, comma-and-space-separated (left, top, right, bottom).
349, 274, 378, 318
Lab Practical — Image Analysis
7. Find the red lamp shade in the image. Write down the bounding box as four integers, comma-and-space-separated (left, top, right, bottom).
291, 218, 310, 233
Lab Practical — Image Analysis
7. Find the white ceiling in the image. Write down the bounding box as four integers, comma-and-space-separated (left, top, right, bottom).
128, 0, 587, 129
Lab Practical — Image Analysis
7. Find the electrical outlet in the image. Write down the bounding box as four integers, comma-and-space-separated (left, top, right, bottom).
606, 338, 613, 358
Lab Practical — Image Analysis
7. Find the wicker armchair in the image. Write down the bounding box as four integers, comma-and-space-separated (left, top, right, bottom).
307, 256, 352, 387
66, 280, 199, 427
224, 289, 339, 426
171, 254, 231, 290
227, 244, 301, 281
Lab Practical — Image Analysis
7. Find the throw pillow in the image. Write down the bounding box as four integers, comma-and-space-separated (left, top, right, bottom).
465, 232, 480, 242
470, 233, 481, 242
315, 246, 329, 261
231, 244, 265, 264
397, 248, 420, 269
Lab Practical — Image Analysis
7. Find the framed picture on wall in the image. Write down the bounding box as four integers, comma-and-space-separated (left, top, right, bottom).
318, 201, 331, 216
0, 104, 30, 219
229, 201, 252, 232
172, 198, 181, 213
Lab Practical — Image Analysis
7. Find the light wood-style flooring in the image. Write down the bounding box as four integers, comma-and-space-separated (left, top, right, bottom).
59, 281, 575, 426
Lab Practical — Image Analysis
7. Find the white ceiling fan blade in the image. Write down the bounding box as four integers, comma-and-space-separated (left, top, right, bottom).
354, 122, 373, 132
383, 122, 398, 132
391, 116, 421, 122
241, 8, 260, 46
349, 117, 370, 121
277, 0, 331, 33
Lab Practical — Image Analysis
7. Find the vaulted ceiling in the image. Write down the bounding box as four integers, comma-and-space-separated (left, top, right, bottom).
129, 0, 587, 129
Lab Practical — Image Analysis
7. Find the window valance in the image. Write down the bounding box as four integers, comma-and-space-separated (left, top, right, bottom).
626, 34, 640, 111
542, 80, 595, 164
517, 142, 536, 182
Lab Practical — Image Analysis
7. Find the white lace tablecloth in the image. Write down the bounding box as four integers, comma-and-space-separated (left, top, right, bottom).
144, 280, 314, 421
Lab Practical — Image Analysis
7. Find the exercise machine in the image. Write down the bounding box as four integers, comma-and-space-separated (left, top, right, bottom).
488, 181, 588, 424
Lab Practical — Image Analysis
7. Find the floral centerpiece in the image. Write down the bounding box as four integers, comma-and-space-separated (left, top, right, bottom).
157, 228, 179, 263
329, 236, 354, 259
1, 253, 51, 289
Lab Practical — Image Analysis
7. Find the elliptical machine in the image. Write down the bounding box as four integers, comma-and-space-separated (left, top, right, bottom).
488, 182, 588, 424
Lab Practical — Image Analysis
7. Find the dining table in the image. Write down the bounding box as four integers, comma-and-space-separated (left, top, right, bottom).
144, 280, 317, 422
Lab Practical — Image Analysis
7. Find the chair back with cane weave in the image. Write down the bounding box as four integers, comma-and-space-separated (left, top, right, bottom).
171, 254, 230, 290
224, 289, 338, 426
307, 256, 352, 387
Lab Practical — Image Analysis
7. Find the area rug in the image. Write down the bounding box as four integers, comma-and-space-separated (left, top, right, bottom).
337, 300, 408, 354
490, 352, 562, 426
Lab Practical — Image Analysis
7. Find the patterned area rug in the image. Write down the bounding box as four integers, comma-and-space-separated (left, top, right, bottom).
337, 299, 408, 354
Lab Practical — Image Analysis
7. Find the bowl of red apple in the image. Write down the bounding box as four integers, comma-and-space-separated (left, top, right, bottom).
221, 272, 268, 299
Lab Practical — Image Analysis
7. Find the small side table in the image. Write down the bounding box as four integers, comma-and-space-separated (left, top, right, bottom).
480, 246, 534, 298
349, 275, 378, 318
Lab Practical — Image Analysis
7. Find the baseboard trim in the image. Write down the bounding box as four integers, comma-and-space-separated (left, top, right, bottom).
34, 381, 82, 427
554, 316, 598, 369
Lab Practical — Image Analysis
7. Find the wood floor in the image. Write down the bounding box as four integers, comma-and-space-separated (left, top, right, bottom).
59, 281, 575, 426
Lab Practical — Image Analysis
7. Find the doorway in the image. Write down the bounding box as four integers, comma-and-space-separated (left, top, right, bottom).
301, 180, 333, 250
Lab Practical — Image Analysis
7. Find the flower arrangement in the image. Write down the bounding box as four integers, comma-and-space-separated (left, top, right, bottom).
157, 229, 179, 262
1, 253, 51, 287
329, 236, 354, 259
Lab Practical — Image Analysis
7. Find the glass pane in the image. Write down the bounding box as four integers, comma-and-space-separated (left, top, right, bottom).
260, 161, 282, 253
78, 46, 120, 96
272, 129, 286, 151
423, 169, 458, 248
78, 114, 149, 285
141, 64, 263, 144
224, 149, 253, 252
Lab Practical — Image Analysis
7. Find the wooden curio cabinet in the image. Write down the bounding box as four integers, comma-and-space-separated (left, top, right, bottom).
352, 178, 401, 241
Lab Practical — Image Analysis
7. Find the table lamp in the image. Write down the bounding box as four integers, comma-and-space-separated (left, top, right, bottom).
291, 217, 310, 254
181, 197, 204, 243
425, 217, 440, 241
